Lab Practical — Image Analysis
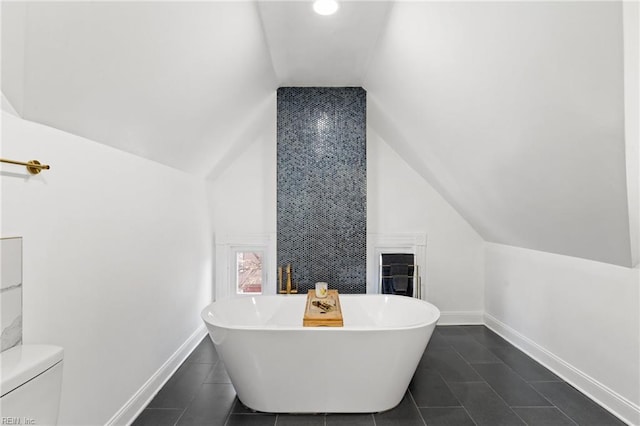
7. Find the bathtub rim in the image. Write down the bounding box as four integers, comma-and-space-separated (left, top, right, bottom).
201, 293, 441, 332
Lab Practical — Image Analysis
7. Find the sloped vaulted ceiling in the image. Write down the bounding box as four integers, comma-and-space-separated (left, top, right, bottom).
1, 1, 277, 176
365, 1, 636, 267
1, 1, 637, 267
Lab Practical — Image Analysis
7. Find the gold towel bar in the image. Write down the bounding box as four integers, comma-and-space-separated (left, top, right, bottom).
0, 158, 50, 175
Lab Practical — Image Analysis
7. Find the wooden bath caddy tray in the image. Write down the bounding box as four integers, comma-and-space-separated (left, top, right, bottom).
303, 289, 343, 327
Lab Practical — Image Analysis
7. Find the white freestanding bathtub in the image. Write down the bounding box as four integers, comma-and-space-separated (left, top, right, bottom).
201, 294, 440, 413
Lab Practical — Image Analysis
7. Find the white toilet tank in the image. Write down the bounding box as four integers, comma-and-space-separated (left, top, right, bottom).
0, 345, 64, 426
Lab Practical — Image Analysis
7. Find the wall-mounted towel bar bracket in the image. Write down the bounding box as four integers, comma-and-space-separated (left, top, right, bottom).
0, 158, 51, 175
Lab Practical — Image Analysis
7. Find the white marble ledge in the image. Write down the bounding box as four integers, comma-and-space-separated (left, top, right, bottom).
1, 286, 22, 352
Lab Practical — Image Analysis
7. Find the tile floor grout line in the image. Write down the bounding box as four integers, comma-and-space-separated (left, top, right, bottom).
523, 388, 580, 426
463, 326, 512, 351
511, 404, 576, 426
143, 407, 184, 410
444, 334, 503, 365
510, 405, 531, 426
435, 368, 464, 408
443, 326, 549, 425
223, 397, 240, 426
407, 389, 428, 426
415, 404, 466, 408
172, 362, 217, 426
468, 361, 555, 409
460, 328, 559, 415
481, 345, 557, 387
473, 368, 532, 425
446, 339, 483, 374
465, 331, 579, 426
437, 368, 478, 426
172, 408, 187, 426
510, 405, 567, 408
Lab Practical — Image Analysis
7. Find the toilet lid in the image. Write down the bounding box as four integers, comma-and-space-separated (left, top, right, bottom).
0, 344, 64, 397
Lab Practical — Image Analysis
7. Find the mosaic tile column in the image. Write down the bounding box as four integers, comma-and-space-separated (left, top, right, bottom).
277, 87, 366, 294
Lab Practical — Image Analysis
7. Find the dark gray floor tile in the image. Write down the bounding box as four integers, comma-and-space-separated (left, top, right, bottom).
325, 413, 375, 425
276, 414, 325, 425
425, 330, 453, 351
421, 347, 483, 383
148, 362, 214, 408
512, 407, 577, 425
185, 337, 219, 364
471, 363, 552, 407
457, 325, 486, 333
436, 326, 471, 336
135, 325, 624, 426
419, 407, 475, 426
410, 367, 461, 407
446, 335, 503, 363
225, 414, 277, 426
373, 393, 425, 426
205, 361, 231, 383
460, 326, 512, 349
131, 408, 183, 426
531, 382, 625, 426
233, 399, 259, 414
489, 345, 561, 382
177, 383, 235, 426
448, 382, 525, 426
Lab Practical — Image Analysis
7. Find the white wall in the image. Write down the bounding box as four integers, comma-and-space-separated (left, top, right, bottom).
1, 112, 213, 425
485, 243, 640, 425
206, 100, 277, 238
1, 2, 26, 117
2, 1, 277, 177
1, 92, 19, 118
207, 132, 277, 235
206, 97, 277, 300
365, 1, 632, 267
624, 0, 640, 267
368, 129, 485, 322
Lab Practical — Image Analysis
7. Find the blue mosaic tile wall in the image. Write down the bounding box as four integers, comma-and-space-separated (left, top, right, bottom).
277, 87, 367, 294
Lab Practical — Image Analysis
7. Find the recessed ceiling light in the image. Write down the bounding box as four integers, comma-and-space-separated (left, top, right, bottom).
313, 0, 339, 16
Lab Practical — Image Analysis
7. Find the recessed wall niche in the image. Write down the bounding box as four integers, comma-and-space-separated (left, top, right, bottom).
277, 87, 366, 294
1, 237, 23, 352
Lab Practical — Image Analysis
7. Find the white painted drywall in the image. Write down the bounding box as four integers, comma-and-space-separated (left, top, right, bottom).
1, 92, 19, 117
0, 2, 26, 117
365, 1, 632, 267
368, 128, 485, 319
206, 98, 277, 238
2, 1, 276, 176
257, 1, 391, 86
1, 112, 212, 425
5, 0, 634, 268
624, 1, 640, 268
485, 243, 640, 424
206, 96, 277, 301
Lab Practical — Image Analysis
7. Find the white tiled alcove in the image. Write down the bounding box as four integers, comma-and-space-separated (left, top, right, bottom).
1, 237, 23, 352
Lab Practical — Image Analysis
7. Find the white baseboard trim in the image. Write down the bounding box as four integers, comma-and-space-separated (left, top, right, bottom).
484, 313, 640, 426
105, 325, 208, 426
437, 310, 484, 325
